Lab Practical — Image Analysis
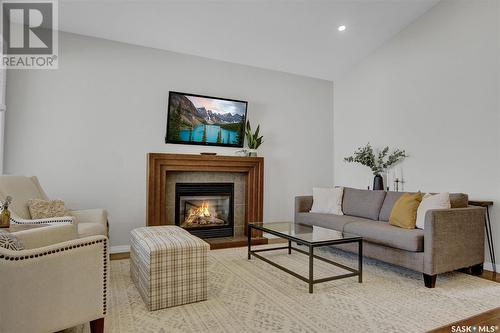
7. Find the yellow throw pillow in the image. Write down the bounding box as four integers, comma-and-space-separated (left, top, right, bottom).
389, 192, 423, 229
27, 199, 69, 219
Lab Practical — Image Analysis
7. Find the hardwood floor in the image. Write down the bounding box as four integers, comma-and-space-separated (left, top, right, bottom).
429, 307, 500, 332
428, 270, 500, 332
110, 252, 130, 260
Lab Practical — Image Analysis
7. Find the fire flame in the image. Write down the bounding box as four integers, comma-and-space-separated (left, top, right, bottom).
192, 201, 211, 217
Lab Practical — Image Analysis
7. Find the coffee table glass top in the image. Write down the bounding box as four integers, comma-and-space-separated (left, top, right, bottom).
249, 222, 360, 244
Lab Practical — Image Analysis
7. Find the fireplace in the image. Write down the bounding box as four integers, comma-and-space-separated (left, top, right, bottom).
175, 183, 234, 238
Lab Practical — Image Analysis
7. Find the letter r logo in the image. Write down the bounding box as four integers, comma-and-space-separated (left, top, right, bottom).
2, 2, 53, 54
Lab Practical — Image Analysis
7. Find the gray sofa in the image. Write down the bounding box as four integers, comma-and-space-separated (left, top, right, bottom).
295, 188, 485, 287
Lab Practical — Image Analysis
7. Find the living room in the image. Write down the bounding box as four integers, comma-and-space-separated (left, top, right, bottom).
0, 0, 499, 332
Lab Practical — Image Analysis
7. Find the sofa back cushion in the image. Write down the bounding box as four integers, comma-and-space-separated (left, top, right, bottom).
449, 193, 468, 208
342, 188, 386, 220
379, 191, 469, 222
379, 191, 406, 222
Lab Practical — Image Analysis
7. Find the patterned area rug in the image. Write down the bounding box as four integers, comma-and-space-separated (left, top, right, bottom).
74, 245, 500, 332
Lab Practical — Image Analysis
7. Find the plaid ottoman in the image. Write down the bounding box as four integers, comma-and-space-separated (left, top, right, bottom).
130, 226, 209, 311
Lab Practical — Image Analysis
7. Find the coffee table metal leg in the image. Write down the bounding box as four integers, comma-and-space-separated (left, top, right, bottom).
288, 240, 291, 254
309, 245, 314, 293
247, 225, 251, 260
358, 240, 363, 283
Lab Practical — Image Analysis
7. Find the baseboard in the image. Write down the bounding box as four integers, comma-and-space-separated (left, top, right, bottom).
110, 245, 130, 254
484, 261, 495, 272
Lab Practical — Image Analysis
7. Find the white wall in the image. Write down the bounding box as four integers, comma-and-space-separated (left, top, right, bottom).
334, 0, 500, 269
5, 32, 334, 248
0, 68, 5, 174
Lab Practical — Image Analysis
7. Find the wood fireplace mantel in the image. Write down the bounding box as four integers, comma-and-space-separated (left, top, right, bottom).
147, 153, 264, 234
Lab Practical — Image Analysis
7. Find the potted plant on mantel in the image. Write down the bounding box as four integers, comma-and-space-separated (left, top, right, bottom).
344, 143, 407, 190
245, 120, 263, 157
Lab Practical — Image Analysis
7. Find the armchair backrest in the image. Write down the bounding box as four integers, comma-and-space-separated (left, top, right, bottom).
0, 176, 49, 219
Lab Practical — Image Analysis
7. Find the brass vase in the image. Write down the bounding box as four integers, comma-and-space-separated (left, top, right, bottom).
0, 208, 10, 228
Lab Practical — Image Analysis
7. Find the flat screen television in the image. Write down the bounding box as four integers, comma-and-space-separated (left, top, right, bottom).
165, 91, 248, 148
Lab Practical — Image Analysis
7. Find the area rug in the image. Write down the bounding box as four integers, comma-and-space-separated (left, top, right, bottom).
74, 245, 500, 332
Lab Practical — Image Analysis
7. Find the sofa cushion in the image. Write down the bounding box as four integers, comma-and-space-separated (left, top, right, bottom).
379, 191, 406, 222
379, 192, 468, 221
344, 220, 424, 252
310, 187, 343, 215
449, 193, 468, 208
27, 199, 68, 219
0, 230, 24, 250
295, 213, 370, 232
389, 192, 423, 229
416, 193, 451, 229
342, 188, 386, 220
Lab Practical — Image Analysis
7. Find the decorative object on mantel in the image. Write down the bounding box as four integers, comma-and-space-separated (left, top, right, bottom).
469, 200, 496, 272
235, 149, 248, 157
344, 143, 407, 191
0, 196, 12, 228
245, 120, 263, 157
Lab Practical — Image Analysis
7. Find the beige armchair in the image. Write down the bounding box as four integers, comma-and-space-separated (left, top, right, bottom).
0, 225, 108, 333
0, 176, 108, 237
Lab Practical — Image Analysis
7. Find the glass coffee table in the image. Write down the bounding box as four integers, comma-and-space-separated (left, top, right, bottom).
248, 222, 363, 293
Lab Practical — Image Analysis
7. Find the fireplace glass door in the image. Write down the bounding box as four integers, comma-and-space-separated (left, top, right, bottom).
175, 183, 234, 238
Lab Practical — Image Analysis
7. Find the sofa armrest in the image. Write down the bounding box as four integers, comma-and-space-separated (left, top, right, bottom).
295, 196, 313, 214
13, 224, 78, 249
424, 206, 485, 275
0, 235, 108, 333
69, 208, 108, 226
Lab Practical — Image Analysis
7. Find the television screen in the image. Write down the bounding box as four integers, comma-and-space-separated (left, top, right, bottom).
165, 91, 248, 148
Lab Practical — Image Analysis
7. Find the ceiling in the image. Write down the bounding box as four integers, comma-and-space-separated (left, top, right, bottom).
59, 0, 440, 81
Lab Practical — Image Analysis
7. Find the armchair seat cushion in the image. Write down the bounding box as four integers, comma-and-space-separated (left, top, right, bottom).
13, 224, 77, 249
78, 223, 107, 238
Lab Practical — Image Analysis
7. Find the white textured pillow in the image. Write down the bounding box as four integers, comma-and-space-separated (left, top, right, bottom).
416, 192, 451, 229
310, 187, 344, 215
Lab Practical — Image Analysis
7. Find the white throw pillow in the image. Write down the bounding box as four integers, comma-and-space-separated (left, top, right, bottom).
310, 187, 344, 215
415, 192, 451, 229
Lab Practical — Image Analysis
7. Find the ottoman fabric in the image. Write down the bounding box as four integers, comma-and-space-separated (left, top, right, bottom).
130, 226, 209, 311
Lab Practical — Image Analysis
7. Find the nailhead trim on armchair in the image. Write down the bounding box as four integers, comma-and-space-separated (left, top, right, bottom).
0, 238, 108, 315
10, 215, 74, 225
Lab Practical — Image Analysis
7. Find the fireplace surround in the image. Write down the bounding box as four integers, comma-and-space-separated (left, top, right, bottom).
147, 153, 264, 240
175, 183, 234, 238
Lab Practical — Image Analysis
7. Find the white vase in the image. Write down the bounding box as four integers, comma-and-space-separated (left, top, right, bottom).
247, 149, 258, 157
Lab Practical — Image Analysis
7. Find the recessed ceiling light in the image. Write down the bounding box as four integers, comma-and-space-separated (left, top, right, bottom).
338, 25, 346, 32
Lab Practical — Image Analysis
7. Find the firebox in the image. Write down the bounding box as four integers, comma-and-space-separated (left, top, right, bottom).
175, 183, 234, 238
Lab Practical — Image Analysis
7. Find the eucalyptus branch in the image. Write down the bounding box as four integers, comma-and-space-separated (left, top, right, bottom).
344, 143, 407, 175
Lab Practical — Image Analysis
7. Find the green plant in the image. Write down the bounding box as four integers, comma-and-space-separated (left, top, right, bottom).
0, 196, 12, 210
344, 143, 407, 175
245, 120, 263, 150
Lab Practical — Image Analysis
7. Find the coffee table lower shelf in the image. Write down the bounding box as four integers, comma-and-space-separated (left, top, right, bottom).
248, 224, 363, 294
